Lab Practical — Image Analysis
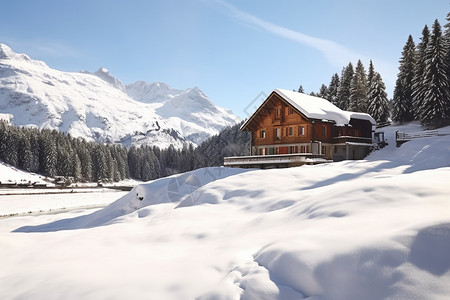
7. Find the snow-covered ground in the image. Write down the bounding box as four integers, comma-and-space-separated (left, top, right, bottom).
0, 160, 51, 186
0, 123, 449, 299
0, 191, 128, 218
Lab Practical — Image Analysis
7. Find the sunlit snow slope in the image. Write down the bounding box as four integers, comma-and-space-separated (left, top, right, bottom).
0, 44, 238, 148
3, 124, 449, 299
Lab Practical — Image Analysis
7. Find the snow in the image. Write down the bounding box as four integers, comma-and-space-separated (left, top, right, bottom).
0, 113, 13, 123
0, 43, 238, 148
0, 160, 49, 186
0, 123, 449, 299
274, 88, 376, 126
0, 191, 127, 217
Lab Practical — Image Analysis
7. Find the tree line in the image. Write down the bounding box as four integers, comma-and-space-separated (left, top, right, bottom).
298, 12, 450, 128
392, 15, 450, 127
296, 58, 390, 125
0, 120, 250, 183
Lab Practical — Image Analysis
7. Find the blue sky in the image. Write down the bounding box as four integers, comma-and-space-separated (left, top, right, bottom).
1, 0, 448, 118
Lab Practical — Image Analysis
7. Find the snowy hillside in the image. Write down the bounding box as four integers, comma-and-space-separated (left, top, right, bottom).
0, 160, 49, 186
0, 44, 238, 148
1, 123, 449, 299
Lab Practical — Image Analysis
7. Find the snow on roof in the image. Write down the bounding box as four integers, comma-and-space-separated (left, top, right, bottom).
274, 88, 376, 126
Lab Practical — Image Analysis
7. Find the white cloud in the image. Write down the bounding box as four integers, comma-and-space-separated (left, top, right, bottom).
210, 0, 397, 97
0, 36, 81, 59
212, 0, 368, 67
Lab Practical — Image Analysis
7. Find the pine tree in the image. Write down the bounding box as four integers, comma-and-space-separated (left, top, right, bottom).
349, 59, 368, 112
39, 132, 57, 177
29, 131, 41, 173
71, 153, 82, 181
318, 84, 328, 99
336, 63, 354, 110
3, 127, 19, 167
92, 145, 107, 181
78, 142, 93, 182
297, 85, 304, 93
367, 72, 390, 123
420, 19, 450, 127
412, 25, 430, 119
444, 12, 450, 84
0, 121, 7, 162
367, 60, 375, 88
393, 35, 416, 122
18, 133, 33, 172
56, 145, 71, 176
327, 73, 340, 106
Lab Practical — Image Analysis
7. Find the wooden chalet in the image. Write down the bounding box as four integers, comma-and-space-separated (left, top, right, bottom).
224, 89, 376, 168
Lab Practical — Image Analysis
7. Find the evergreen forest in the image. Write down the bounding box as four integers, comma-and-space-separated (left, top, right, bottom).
302, 13, 450, 128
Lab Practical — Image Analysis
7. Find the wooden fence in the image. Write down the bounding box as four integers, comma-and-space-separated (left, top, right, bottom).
395, 130, 439, 147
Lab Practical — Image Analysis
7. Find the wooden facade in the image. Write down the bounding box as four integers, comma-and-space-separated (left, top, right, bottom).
234, 90, 375, 167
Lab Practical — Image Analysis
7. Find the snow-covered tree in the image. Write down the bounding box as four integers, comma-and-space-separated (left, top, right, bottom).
444, 12, 450, 82
393, 35, 416, 122
349, 59, 368, 112
420, 19, 450, 127
29, 132, 41, 173
39, 131, 57, 177
71, 153, 82, 181
367, 72, 390, 123
18, 134, 33, 172
318, 84, 328, 99
336, 63, 354, 110
1, 126, 19, 167
78, 142, 93, 182
327, 73, 340, 106
367, 59, 375, 88
412, 25, 430, 119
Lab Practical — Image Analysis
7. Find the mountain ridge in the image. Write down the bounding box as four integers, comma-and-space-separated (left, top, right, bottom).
0, 43, 238, 148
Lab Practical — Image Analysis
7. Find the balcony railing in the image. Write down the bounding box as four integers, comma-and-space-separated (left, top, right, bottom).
333, 136, 373, 145
224, 153, 331, 167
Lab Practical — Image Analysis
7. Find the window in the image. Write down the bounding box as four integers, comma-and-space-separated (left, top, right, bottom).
289, 146, 297, 154
298, 126, 305, 136
321, 125, 327, 137
275, 128, 281, 140
289, 126, 294, 136
322, 146, 326, 155
288, 107, 294, 115
275, 107, 281, 120
260, 129, 266, 139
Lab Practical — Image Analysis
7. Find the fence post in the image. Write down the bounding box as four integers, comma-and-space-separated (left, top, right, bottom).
395, 130, 400, 147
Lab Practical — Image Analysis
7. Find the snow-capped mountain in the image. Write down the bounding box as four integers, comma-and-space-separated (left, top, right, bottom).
126, 82, 238, 145
91, 67, 126, 93
0, 44, 238, 148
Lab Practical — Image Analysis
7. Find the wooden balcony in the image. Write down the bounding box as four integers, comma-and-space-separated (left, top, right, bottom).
224, 153, 331, 169
333, 136, 373, 145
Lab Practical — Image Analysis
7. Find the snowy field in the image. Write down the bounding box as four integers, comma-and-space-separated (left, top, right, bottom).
0, 191, 127, 217
0, 123, 449, 299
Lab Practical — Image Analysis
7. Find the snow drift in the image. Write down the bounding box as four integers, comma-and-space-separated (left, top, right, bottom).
2, 124, 450, 299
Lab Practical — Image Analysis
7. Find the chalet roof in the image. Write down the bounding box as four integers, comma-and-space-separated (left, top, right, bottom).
274, 89, 376, 126
241, 89, 376, 130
